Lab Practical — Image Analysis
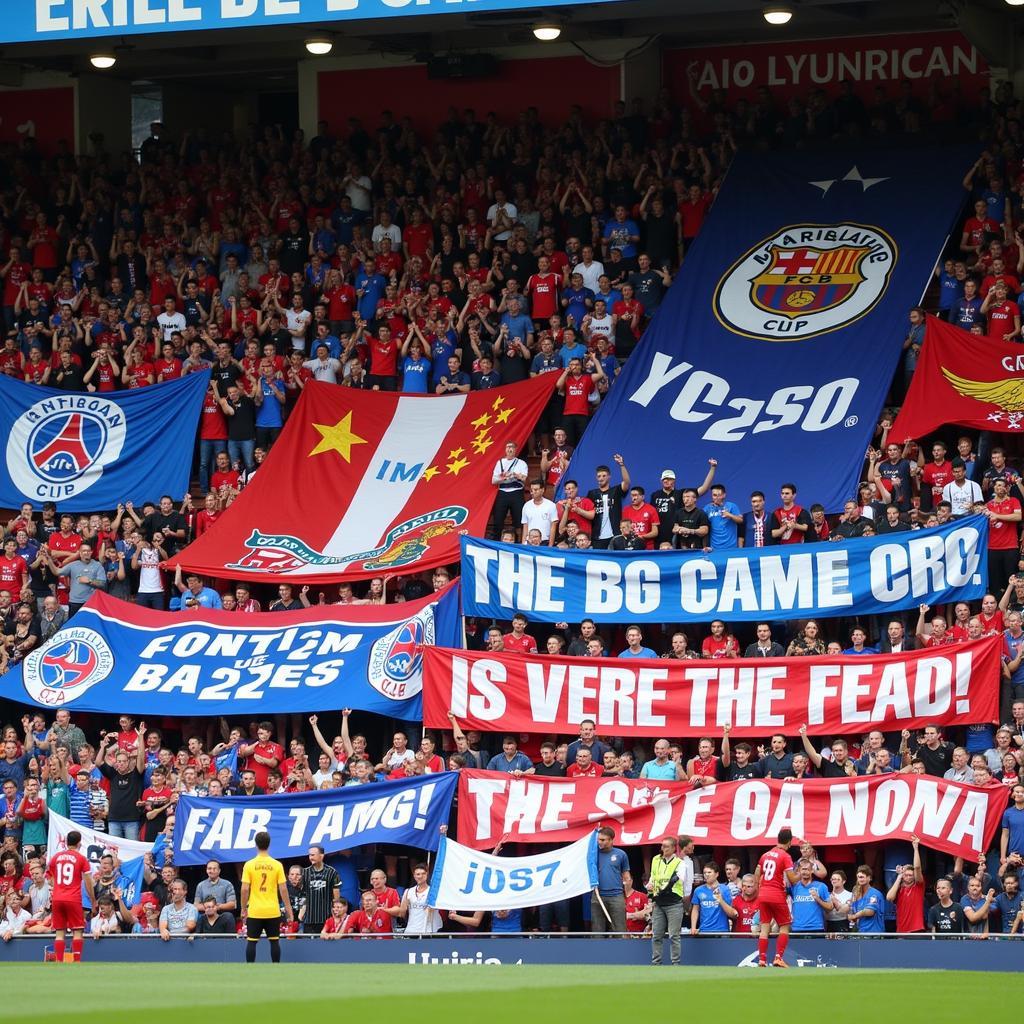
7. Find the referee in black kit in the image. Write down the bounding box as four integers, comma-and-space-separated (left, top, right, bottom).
302, 845, 341, 934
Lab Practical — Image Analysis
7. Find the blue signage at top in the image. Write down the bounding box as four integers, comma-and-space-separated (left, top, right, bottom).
16, 0, 605, 45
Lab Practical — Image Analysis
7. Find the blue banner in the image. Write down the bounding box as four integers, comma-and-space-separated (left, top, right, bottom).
0, 371, 209, 511
5, 0, 613, 44
460, 518, 988, 624
172, 774, 457, 866
5, 584, 462, 718
563, 148, 974, 512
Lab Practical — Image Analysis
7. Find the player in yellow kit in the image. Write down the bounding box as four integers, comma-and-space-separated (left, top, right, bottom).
240, 830, 294, 963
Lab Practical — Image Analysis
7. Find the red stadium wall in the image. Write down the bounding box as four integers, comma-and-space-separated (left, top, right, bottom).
0, 87, 74, 155
317, 57, 620, 135
664, 31, 990, 108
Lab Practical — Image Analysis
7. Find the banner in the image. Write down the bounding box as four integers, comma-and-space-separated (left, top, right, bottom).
172, 773, 457, 866
427, 832, 598, 911
560, 148, 973, 513
6, 585, 462, 719
665, 32, 989, 107
891, 316, 1024, 437
172, 377, 555, 583
6, 0, 614, 44
423, 637, 1000, 738
0, 371, 210, 511
458, 771, 1005, 859
460, 517, 988, 623
47, 808, 169, 908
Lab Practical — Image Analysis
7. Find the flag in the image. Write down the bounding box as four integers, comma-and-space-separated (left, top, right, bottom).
119, 833, 168, 907
171, 377, 556, 583
561, 148, 975, 512
214, 745, 238, 779
426, 832, 599, 910
0, 370, 210, 511
891, 315, 1024, 437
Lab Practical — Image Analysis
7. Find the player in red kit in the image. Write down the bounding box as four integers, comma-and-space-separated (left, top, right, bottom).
47, 831, 95, 963
753, 828, 799, 967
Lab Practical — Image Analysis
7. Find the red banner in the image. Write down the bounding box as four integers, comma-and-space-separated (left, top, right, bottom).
172, 376, 555, 583
457, 770, 1005, 858
424, 638, 1000, 738
891, 316, 1024, 438
665, 31, 989, 109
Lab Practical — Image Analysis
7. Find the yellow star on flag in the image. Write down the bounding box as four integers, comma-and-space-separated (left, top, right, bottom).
422, 466, 440, 482
308, 412, 367, 462
474, 427, 491, 444
471, 412, 492, 429
448, 446, 465, 459
472, 435, 494, 455
492, 395, 505, 410
446, 455, 470, 476
495, 406, 515, 425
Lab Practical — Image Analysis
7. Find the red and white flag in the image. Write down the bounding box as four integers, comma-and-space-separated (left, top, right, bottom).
173, 377, 556, 583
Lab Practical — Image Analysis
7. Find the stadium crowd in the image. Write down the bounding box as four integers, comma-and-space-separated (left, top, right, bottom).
1, 73, 1024, 949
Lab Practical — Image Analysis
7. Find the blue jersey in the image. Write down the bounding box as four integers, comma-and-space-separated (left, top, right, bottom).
255, 378, 284, 428
937, 270, 964, 311
790, 880, 828, 932
703, 501, 740, 548
401, 356, 431, 393
1002, 805, 1024, 856
952, 295, 984, 328
693, 884, 733, 932
850, 887, 885, 932
562, 286, 593, 327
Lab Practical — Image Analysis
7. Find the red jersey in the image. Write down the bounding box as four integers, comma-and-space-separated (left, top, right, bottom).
557, 495, 594, 535
733, 894, 759, 930
154, 358, 183, 382
562, 373, 594, 417
369, 886, 401, 912
503, 632, 538, 654
987, 300, 1019, 339
526, 273, 560, 319
200, 393, 228, 441
921, 461, 954, 502
679, 193, 713, 238
3, 261, 31, 305
344, 909, 393, 934
624, 889, 649, 933
894, 879, 926, 933
620, 503, 659, 548
773, 505, 808, 544
244, 741, 284, 789
988, 497, 1021, 549
981, 610, 1006, 634
48, 848, 90, 902
0, 555, 27, 587
324, 284, 356, 322
963, 215, 999, 248
321, 915, 349, 934
612, 298, 644, 339
404, 223, 433, 259
756, 847, 793, 898
701, 634, 737, 659
125, 364, 153, 388
194, 509, 222, 537
567, 762, 605, 778
368, 337, 399, 377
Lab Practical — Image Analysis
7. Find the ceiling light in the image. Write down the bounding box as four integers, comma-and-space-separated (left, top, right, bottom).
762, 6, 793, 24
305, 37, 333, 55
89, 53, 117, 69
533, 23, 562, 41
1006, 0, 1024, 7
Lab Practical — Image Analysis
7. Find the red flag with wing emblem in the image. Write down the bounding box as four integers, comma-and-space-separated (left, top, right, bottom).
170, 376, 557, 583
890, 316, 1024, 438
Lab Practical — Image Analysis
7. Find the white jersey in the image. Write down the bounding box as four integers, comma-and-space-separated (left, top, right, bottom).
405, 884, 441, 935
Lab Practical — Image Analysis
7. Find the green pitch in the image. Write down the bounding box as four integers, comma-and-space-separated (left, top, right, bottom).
0, 964, 1018, 1021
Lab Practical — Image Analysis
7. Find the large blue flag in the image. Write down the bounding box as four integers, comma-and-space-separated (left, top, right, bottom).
563, 148, 974, 512
460, 516, 988, 624
173, 774, 457, 865
6, 584, 462, 719
0, 371, 210, 511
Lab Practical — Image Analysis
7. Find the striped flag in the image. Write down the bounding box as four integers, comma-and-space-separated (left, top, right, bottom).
173, 376, 556, 583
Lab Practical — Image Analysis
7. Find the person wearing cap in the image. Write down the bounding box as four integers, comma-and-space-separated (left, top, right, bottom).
651, 460, 718, 546
941, 458, 983, 517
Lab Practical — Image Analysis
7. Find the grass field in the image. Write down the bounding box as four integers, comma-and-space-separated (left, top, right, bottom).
0, 964, 1019, 1021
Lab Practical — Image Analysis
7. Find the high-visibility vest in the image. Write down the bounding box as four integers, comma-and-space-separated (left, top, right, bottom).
649, 855, 684, 900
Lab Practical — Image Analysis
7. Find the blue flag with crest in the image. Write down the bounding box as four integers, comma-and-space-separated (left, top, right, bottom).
562, 148, 976, 512
0, 371, 210, 511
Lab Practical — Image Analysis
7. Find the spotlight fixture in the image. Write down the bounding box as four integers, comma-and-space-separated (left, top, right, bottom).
533, 23, 562, 41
